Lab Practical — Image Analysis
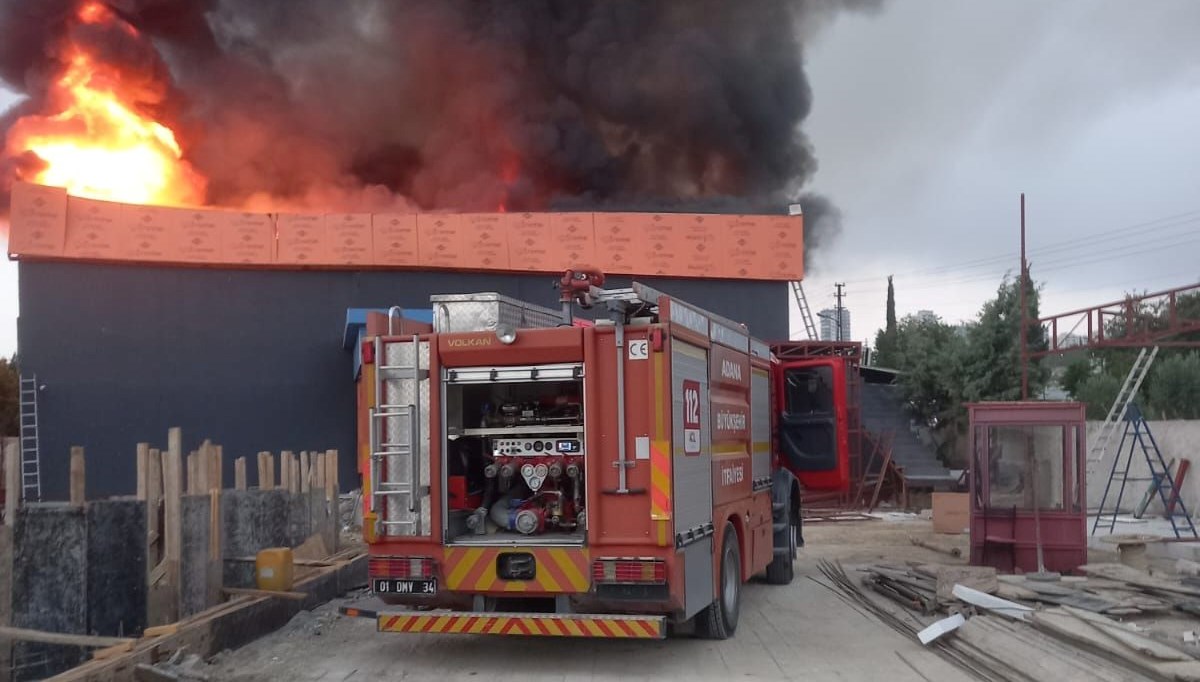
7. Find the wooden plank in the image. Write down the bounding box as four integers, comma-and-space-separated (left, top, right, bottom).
1165, 459, 1191, 519
186, 451, 197, 496
161, 428, 184, 624
91, 642, 133, 660
197, 441, 211, 494
0, 626, 134, 648
208, 488, 222, 608
314, 452, 325, 492
234, 458, 247, 491
281, 451, 293, 492
220, 587, 308, 601
140, 624, 179, 639
147, 448, 163, 568
3, 438, 19, 526
325, 449, 337, 502
70, 446, 86, 506
136, 443, 149, 500
225, 557, 335, 567
257, 452, 273, 491
1079, 563, 1200, 597
300, 451, 311, 493
211, 445, 223, 492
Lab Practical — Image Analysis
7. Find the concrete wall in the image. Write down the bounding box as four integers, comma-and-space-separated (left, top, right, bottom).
1085, 419, 1200, 514
17, 261, 787, 499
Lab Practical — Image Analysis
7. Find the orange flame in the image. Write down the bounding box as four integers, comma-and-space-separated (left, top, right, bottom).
3, 2, 206, 206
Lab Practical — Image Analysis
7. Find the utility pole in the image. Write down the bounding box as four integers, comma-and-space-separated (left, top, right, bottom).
834, 282, 846, 342
1020, 193, 1029, 400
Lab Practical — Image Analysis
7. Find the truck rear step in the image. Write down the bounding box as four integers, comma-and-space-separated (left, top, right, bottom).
341, 606, 664, 639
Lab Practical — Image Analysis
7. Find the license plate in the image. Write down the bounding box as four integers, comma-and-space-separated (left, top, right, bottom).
373, 578, 437, 595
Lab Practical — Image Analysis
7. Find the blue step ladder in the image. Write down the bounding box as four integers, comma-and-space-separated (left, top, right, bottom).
1092, 404, 1198, 538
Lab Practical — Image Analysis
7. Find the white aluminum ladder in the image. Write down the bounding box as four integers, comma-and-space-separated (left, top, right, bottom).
18, 375, 41, 502
370, 337, 427, 536
790, 281, 818, 341
1089, 347, 1158, 464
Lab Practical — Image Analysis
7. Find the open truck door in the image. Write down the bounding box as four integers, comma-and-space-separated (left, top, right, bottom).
774, 358, 852, 492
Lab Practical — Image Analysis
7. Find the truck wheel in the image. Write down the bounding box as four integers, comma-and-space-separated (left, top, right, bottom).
766, 494, 797, 585
697, 522, 741, 640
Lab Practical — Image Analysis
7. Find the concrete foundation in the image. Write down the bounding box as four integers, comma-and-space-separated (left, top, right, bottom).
12, 505, 87, 680
86, 499, 147, 637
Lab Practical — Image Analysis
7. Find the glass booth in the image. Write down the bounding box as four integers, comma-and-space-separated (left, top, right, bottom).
968, 402, 1087, 574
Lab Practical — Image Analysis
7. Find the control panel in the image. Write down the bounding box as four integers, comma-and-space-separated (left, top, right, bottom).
492, 438, 582, 457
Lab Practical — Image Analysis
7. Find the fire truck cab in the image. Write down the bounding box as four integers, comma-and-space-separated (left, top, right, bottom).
354, 273, 822, 639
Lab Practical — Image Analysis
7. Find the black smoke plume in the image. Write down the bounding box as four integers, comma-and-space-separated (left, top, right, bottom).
1, 0, 878, 261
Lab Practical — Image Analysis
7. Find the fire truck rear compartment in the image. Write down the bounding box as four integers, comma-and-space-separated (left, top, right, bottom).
443, 375, 587, 546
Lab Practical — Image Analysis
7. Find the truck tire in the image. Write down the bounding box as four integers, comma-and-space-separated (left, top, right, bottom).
766, 493, 797, 585
697, 522, 741, 640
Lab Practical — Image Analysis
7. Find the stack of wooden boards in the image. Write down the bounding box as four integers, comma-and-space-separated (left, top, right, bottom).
819, 559, 1200, 681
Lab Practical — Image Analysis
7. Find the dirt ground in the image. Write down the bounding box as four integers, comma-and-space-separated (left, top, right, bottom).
198, 517, 983, 682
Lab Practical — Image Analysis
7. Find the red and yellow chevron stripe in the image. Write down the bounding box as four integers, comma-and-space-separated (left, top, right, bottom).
377, 612, 665, 638
443, 547, 590, 593
651, 346, 672, 546
650, 442, 671, 520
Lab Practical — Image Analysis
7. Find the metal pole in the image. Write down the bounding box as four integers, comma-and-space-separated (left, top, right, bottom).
1020, 193, 1029, 400
834, 282, 846, 342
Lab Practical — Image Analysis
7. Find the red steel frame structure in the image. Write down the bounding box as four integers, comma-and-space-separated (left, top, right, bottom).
1031, 282, 1200, 358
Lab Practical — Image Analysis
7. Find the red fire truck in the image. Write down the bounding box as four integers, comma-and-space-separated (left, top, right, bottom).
348, 271, 853, 639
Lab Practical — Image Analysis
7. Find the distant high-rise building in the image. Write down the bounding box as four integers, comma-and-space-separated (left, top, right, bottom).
819, 307, 851, 341
916, 309, 938, 324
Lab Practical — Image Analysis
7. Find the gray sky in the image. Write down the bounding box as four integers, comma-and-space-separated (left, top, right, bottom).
3, 1, 1200, 355
798, 0, 1200, 342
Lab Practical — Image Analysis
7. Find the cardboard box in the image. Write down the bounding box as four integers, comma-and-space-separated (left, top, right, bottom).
276, 213, 328, 265
552, 213, 596, 267
222, 212, 275, 265
372, 213, 419, 267
718, 214, 772, 280
125, 204, 186, 262
7, 182, 67, 258
416, 213, 463, 269
326, 213, 373, 266
174, 208, 225, 263
506, 212, 559, 273
65, 196, 128, 260
591, 212, 644, 275
760, 214, 804, 281
460, 213, 510, 270
932, 492, 970, 534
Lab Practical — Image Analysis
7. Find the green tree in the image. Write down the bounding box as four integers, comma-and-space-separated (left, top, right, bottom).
0, 355, 17, 437
1148, 352, 1200, 419
891, 313, 967, 428
1076, 373, 1121, 419
873, 275, 898, 367
960, 274, 1049, 403
1060, 358, 1093, 398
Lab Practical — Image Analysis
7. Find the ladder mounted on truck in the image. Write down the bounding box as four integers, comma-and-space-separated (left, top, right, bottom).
369, 331, 430, 538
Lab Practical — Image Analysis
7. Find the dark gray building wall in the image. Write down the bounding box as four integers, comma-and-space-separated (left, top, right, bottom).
17, 261, 787, 500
